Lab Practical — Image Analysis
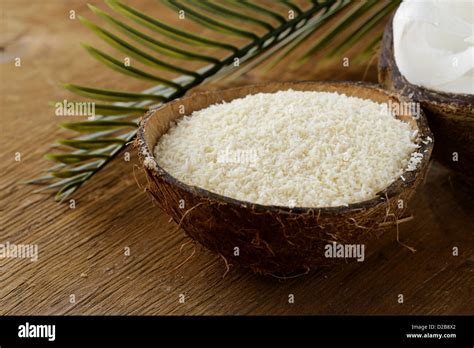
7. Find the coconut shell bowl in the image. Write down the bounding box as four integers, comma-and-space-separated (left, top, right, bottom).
137, 81, 433, 277
379, 16, 474, 179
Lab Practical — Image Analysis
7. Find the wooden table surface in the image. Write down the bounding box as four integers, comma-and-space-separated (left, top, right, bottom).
1, 0, 473, 315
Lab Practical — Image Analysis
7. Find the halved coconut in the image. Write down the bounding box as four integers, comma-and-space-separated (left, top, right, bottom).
379, 16, 474, 179
137, 81, 433, 277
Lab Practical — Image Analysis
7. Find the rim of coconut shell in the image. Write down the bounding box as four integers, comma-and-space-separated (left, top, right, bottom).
379, 15, 474, 114
137, 80, 433, 216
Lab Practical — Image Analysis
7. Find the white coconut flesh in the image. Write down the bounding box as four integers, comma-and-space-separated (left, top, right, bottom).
392, 0, 474, 94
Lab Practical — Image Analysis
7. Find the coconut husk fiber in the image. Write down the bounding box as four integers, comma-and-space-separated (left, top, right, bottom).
379, 16, 474, 179
137, 81, 433, 277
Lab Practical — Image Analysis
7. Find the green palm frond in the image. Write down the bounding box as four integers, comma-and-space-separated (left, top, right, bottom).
28, 0, 400, 202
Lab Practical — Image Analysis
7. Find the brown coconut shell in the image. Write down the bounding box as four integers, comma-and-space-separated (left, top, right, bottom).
136, 81, 433, 277
379, 16, 474, 179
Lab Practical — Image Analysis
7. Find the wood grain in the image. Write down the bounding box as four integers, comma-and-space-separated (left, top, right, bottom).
1, 0, 473, 315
